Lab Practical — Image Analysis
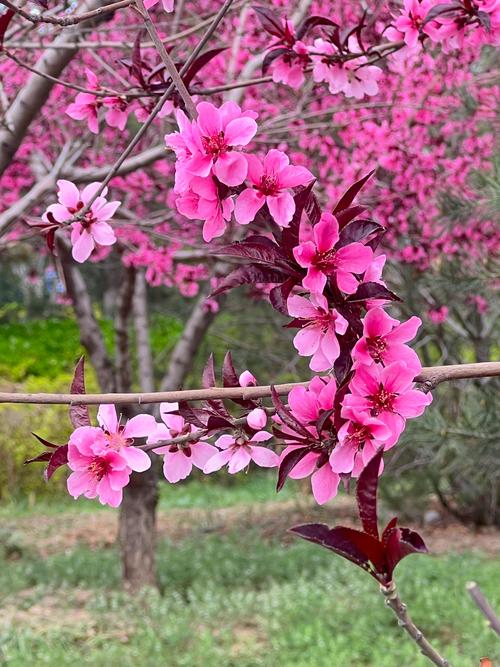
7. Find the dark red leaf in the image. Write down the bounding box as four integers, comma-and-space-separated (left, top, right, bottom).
333, 335, 354, 384
31, 432, 59, 449
335, 205, 367, 229
337, 220, 384, 247
206, 415, 233, 430
347, 282, 401, 303
131, 31, 147, 88
333, 170, 375, 213
316, 408, 335, 436
44, 444, 68, 481
222, 351, 239, 387
271, 386, 312, 439
262, 47, 289, 74
381, 516, 399, 546
33, 0, 49, 7
69, 357, 90, 429
211, 264, 290, 297
384, 526, 428, 581
290, 523, 373, 574
269, 278, 296, 315
183, 47, 227, 86
276, 446, 310, 491
305, 190, 321, 225
271, 426, 311, 444
356, 448, 383, 539
296, 16, 338, 40
46, 227, 57, 254
280, 182, 317, 255
213, 237, 285, 266
253, 5, 286, 38
177, 402, 209, 429
330, 526, 386, 573
422, 2, 462, 25
202, 353, 216, 389
25, 451, 53, 465
0, 8, 14, 49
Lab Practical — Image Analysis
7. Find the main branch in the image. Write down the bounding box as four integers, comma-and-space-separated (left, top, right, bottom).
0, 362, 498, 405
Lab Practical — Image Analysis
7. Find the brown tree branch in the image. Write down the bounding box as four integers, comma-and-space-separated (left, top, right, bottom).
133, 269, 156, 393
3, 0, 133, 27
0, 362, 498, 405
467, 582, 500, 637
381, 582, 451, 667
135, 0, 197, 118
78, 0, 234, 213
114, 265, 137, 393
0, 0, 117, 177
56, 238, 116, 392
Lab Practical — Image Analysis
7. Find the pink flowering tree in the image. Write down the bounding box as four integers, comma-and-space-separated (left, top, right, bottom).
1, 0, 499, 662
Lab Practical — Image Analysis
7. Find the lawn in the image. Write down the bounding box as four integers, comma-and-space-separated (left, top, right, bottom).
0, 477, 498, 666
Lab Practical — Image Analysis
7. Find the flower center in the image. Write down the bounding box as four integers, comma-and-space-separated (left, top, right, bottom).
201, 132, 229, 160
366, 336, 387, 363
258, 172, 280, 196
312, 249, 337, 271
88, 456, 111, 481
345, 423, 371, 448
370, 385, 397, 414
103, 426, 132, 450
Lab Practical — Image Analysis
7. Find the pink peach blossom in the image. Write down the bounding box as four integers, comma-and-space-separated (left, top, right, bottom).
203, 431, 278, 474
66, 68, 100, 134
235, 149, 313, 227
96, 404, 156, 472
43, 180, 120, 263
352, 307, 422, 372
166, 102, 258, 188
147, 402, 218, 483
67, 427, 130, 507
342, 361, 433, 445
293, 213, 373, 294
287, 293, 348, 371
176, 175, 234, 242
395, 0, 435, 48
330, 408, 391, 476
144, 0, 174, 11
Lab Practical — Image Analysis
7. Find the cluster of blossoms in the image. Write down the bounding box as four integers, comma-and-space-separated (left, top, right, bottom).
66, 369, 278, 505
260, 2, 499, 97
33, 101, 435, 509
166, 102, 314, 241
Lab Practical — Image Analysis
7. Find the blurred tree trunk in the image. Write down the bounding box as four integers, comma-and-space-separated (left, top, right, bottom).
119, 282, 219, 591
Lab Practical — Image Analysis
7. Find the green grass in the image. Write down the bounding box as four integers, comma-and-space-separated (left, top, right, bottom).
0, 529, 498, 666
0, 472, 295, 518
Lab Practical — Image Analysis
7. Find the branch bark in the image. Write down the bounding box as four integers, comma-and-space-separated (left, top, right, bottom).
133, 269, 155, 393
57, 238, 116, 392
467, 582, 500, 637
1, 361, 498, 405
114, 265, 136, 393
381, 582, 451, 667
0, 0, 117, 176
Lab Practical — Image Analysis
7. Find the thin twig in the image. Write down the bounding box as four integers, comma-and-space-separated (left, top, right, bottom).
3, 0, 133, 26
381, 582, 451, 667
467, 582, 500, 637
134, 0, 197, 118
77, 0, 233, 214
0, 362, 498, 405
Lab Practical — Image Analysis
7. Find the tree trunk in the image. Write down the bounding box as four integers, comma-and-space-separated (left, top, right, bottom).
118, 462, 159, 591
119, 285, 220, 592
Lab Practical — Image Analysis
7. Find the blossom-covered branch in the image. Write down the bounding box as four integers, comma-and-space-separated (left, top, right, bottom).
1, 362, 499, 405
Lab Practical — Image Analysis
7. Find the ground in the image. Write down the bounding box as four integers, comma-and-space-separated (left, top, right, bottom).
0, 475, 499, 666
